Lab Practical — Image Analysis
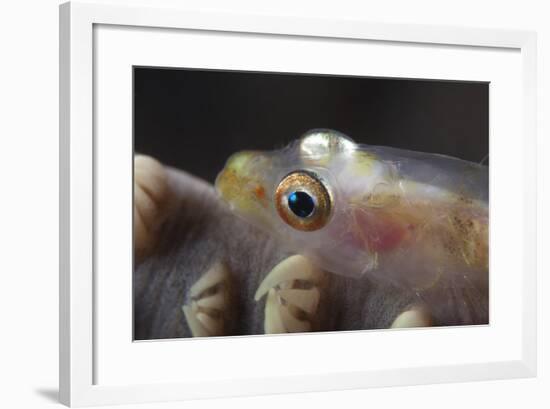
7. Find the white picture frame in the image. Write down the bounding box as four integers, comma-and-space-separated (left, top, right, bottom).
59, 1, 537, 407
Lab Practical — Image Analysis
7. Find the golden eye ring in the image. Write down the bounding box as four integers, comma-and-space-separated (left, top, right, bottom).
274, 170, 332, 231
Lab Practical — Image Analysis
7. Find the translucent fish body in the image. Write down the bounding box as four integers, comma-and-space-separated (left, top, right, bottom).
216, 129, 488, 290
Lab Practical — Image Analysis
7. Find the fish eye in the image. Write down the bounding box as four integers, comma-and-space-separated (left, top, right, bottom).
287, 191, 315, 218
275, 170, 332, 231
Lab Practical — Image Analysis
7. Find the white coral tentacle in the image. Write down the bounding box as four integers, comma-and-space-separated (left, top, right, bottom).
134, 154, 169, 260
256, 255, 325, 334
390, 305, 433, 328
182, 262, 231, 337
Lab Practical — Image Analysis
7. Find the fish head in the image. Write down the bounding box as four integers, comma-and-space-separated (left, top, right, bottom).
215, 129, 395, 277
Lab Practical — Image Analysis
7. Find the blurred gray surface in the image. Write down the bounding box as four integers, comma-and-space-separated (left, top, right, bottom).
133, 168, 488, 340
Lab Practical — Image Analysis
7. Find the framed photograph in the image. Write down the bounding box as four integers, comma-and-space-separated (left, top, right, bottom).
59, 1, 537, 406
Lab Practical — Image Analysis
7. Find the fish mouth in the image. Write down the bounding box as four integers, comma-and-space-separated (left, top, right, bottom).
215, 151, 260, 202
215, 151, 274, 228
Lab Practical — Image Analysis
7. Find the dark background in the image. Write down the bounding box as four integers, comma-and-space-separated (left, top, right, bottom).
134, 67, 488, 183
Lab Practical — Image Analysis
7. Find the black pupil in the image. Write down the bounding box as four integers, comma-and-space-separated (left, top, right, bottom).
288, 191, 315, 218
